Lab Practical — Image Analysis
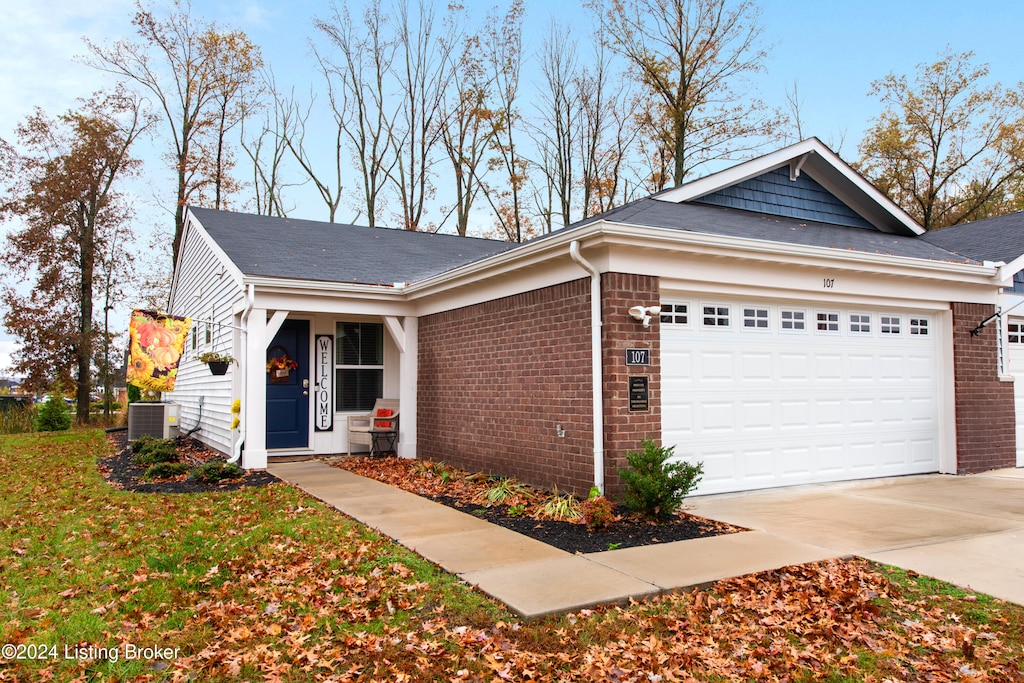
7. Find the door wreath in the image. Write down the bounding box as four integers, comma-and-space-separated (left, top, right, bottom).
266, 345, 298, 384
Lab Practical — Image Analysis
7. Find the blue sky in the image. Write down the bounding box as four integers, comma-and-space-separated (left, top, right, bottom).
0, 0, 1021, 373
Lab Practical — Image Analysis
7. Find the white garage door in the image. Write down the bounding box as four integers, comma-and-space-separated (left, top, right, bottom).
661, 298, 941, 495
1006, 318, 1024, 467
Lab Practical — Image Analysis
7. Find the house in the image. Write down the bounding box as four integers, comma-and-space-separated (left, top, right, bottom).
167, 138, 1017, 497
923, 211, 1024, 469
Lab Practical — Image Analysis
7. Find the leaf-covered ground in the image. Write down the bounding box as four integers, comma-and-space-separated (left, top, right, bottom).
2, 430, 1023, 682
333, 456, 743, 553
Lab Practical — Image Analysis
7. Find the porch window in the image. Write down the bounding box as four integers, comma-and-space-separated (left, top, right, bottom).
335, 322, 384, 412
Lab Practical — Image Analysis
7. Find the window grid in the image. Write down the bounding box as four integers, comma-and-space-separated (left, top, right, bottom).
816, 311, 839, 332
1010, 322, 1024, 344
780, 310, 805, 331
742, 307, 769, 329
849, 313, 871, 334
702, 305, 730, 327
881, 316, 901, 335
660, 303, 689, 325
910, 318, 929, 336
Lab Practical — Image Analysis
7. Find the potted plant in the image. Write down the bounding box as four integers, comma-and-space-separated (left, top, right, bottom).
197, 351, 235, 376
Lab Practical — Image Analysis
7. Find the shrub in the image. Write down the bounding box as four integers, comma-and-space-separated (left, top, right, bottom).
618, 438, 703, 521
480, 477, 533, 505
132, 438, 179, 465
144, 462, 189, 479
580, 493, 617, 531
0, 405, 35, 435
34, 389, 72, 432
540, 488, 582, 521
190, 461, 244, 483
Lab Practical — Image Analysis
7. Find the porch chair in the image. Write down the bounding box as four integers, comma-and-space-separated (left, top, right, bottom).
347, 398, 400, 456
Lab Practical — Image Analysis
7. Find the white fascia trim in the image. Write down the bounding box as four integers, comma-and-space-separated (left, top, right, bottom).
169, 209, 247, 309
595, 221, 997, 283
651, 138, 924, 237
999, 254, 1024, 285
243, 276, 404, 299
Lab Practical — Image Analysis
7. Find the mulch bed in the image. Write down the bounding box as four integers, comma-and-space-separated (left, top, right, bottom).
431, 494, 739, 554
100, 430, 279, 493
332, 457, 744, 554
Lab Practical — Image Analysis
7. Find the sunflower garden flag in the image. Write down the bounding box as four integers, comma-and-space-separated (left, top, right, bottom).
127, 309, 192, 392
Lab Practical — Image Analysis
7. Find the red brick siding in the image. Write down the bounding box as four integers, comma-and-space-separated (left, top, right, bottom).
418, 279, 596, 493
600, 274, 662, 497
952, 302, 1016, 472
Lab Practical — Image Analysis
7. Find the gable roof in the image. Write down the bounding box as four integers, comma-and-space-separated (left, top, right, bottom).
652, 138, 924, 236
921, 211, 1024, 264
571, 197, 973, 263
187, 207, 515, 287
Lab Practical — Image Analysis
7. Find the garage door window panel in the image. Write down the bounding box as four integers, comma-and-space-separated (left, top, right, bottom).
816, 311, 840, 333
849, 313, 871, 335
910, 318, 929, 336
881, 316, 902, 335
780, 309, 806, 332
702, 305, 730, 328
660, 303, 690, 326
742, 306, 770, 331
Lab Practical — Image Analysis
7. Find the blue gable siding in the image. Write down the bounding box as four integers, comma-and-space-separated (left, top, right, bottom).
693, 166, 875, 230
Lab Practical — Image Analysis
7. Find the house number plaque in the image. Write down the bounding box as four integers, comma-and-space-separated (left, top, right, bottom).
628, 375, 649, 412
625, 348, 650, 366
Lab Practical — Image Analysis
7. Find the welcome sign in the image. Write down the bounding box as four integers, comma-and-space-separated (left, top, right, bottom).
314, 335, 334, 431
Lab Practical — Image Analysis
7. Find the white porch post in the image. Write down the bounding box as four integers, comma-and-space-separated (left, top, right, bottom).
384, 316, 418, 459
399, 317, 417, 459
244, 308, 269, 469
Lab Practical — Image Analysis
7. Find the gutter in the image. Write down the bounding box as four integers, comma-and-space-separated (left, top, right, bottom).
230, 283, 255, 465
569, 241, 605, 495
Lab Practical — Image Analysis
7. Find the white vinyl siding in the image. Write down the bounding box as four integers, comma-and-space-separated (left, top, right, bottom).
167, 223, 244, 455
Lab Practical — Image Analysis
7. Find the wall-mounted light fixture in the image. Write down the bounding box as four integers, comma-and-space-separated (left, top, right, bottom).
628, 305, 661, 328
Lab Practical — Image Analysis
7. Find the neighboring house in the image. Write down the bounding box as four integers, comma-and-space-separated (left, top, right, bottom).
167, 138, 1016, 497
923, 211, 1024, 468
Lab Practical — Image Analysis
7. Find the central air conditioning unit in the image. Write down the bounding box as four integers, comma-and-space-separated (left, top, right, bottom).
127, 402, 180, 441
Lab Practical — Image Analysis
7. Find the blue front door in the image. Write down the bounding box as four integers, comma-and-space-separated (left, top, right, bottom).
266, 320, 310, 450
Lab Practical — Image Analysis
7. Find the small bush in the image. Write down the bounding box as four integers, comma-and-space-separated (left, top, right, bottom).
130, 434, 158, 452
0, 406, 35, 435
190, 461, 244, 483
481, 477, 533, 505
34, 390, 72, 432
132, 438, 179, 465
540, 488, 582, 521
618, 438, 703, 521
144, 462, 189, 479
580, 494, 617, 531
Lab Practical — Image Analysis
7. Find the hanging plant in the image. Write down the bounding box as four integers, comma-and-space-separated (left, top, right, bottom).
197, 351, 235, 376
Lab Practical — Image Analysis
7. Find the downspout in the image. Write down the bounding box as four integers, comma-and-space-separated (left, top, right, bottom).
229, 283, 255, 465
569, 241, 605, 494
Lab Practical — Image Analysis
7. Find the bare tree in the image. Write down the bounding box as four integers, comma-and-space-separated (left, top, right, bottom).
315, 0, 398, 228
591, 0, 780, 188
530, 21, 581, 231
84, 0, 261, 266
240, 72, 299, 218
480, 0, 531, 242
387, 0, 458, 231
439, 30, 497, 236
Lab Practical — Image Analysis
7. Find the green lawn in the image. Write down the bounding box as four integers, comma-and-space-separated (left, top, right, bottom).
1, 430, 1022, 681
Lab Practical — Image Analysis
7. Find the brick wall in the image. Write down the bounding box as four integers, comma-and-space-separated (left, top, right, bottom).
418, 279, 596, 493
951, 302, 1016, 472
600, 274, 662, 497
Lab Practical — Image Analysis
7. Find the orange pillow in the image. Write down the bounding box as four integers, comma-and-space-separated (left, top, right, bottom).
375, 408, 393, 429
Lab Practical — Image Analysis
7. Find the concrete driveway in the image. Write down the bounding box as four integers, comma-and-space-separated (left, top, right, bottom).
688, 468, 1024, 605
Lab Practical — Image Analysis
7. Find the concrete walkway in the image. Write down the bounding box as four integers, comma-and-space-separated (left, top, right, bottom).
689, 468, 1024, 606
268, 460, 832, 619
